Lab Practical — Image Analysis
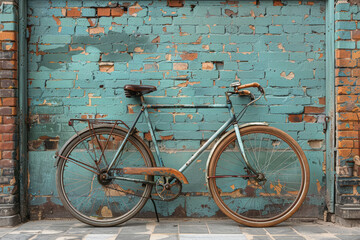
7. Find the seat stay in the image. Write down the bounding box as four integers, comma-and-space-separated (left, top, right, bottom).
106, 107, 145, 172
143, 105, 165, 167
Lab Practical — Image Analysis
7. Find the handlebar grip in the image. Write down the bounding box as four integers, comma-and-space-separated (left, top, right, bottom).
237, 82, 260, 90
239, 90, 255, 101
238, 90, 251, 96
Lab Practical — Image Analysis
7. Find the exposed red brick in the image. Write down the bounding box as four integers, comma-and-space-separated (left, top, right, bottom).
319, 97, 326, 105
288, 114, 303, 122
273, 0, 284, 6
173, 63, 188, 70
304, 115, 317, 123
304, 106, 325, 114
160, 135, 173, 140
88, 27, 104, 35
167, 0, 184, 7
202, 62, 214, 70
144, 132, 152, 141
2, 133, 15, 141
111, 8, 125, 17
0, 32, 16, 41
338, 131, 358, 139
0, 142, 14, 150
97, 8, 111, 16
338, 112, 359, 121
0, 60, 17, 70
225, 9, 238, 17
336, 49, 350, 59
0, 125, 15, 133
337, 86, 352, 95
337, 122, 354, 130
128, 3, 143, 15
352, 50, 360, 59
353, 69, 360, 76
3, 116, 16, 124
2, 98, 16, 106
0, 159, 16, 167
352, 30, 360, 41
335, 77, 358, 86
336, 59, 357, 68
0, 107, 16, 116
180, 53, 198, 61
67, 8, 81, 17
338, 149, 357, 159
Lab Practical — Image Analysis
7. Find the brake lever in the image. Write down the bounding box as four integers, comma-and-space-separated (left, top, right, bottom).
258, 86, 267, 101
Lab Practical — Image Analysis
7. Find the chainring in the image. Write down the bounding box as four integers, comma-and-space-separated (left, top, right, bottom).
155, 176, 182, 201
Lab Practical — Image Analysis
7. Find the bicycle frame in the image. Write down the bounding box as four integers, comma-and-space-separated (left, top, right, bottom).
107, 92, 257, 176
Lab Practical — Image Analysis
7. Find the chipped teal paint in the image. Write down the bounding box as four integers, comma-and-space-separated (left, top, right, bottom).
27, 0, 327, 218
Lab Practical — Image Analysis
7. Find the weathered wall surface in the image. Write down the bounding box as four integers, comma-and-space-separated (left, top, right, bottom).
0, 0, 20, 226
27, 0, 326, 219
335, 0, 360, 216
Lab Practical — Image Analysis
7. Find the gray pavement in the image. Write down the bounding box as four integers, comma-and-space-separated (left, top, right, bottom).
0, 218, 359, 240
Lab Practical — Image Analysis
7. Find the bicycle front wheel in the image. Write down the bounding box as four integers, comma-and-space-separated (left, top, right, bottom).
56, 126, 154, 227
207, 126, 309, 227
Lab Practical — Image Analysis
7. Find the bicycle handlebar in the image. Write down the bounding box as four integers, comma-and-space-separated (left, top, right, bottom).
233, 82, 266, 101
237, 82, 260, 90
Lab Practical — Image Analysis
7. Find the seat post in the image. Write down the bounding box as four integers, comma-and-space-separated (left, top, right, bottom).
140, 95, 146, 106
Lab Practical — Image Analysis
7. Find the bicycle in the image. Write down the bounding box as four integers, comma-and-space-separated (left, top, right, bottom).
55, 82, 310, 227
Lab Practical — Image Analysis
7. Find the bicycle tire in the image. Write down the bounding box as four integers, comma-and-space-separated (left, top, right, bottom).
207, 126, 309, 227
56, 126, 154, 227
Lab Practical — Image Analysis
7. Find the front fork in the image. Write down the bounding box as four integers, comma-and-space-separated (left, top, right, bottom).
233, 122, 260, 177
227, 93, 260, 178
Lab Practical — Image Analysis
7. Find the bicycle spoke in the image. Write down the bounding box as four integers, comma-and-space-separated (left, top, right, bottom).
209, 126, 309, 226
57, 127, 153, 226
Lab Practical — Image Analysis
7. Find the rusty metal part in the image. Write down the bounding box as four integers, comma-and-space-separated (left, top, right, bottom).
156, 177, 182, 201
237, 82, 260, 90
56, 154, 99, 175
238, 90, 251, 96
120, 167, 189, 184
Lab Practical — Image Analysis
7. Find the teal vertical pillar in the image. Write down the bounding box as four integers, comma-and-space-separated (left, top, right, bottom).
326, 0, 335, 214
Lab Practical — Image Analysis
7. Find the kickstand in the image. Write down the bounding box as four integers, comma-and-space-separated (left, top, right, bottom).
149, 197, 160, 222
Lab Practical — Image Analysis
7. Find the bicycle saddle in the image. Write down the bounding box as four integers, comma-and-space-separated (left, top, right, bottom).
124, 84, 157, 98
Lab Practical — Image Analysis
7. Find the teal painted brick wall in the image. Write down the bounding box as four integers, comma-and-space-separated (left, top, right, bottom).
27, 0, 326, 219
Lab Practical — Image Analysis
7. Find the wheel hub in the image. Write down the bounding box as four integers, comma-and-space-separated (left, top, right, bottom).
98, 169, 112, 185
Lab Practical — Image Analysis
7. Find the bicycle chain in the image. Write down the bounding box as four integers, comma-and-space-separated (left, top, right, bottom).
103, 179, 170, 201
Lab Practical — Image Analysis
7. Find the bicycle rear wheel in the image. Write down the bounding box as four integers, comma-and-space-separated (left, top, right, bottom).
56, 126, 154, 226
207, 126, 309, 227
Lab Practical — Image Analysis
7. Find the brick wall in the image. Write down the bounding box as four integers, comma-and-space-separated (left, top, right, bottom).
335, 0, 360, 209
27, 0, 326, 219
0, 0, 20, 226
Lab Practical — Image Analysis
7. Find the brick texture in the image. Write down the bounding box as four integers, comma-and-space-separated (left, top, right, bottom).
27, 1, 326, 219
335, 0, 360, 208
0, 1, 18, 224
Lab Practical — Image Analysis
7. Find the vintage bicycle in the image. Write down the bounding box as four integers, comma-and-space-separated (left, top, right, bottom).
55, 82, 309, 227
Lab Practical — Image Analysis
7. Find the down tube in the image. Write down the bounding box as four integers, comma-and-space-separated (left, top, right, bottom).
178, 117, 234, 173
